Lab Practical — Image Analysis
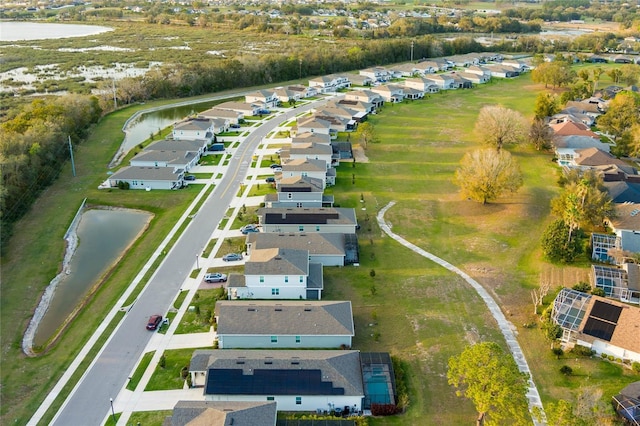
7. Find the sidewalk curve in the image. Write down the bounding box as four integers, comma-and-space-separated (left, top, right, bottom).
377, 201, 546, 425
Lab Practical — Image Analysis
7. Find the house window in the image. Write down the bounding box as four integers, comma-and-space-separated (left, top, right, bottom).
132, 180, 138, 186
260, 276, 264, 283
299, 276, 303, 283
287, 193, 293, 199
299, 226, 304, 232
302, 172, 308, 177
267, 396, 275, 401
271, 288, 279, 295
295, 336, 301, 344
297, 203, 303, 208
284, 276, 289, 283
296, 397, 302, 405
316, 226, 320, 232
271, 336, 278, 343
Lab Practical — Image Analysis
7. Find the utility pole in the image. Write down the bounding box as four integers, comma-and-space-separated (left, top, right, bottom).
299, 58, 302, 79
68, 136, 76, 177
411, 40, 414, 62
112, 78, 117, 110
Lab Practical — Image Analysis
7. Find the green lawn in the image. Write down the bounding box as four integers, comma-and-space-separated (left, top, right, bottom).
145, 348, 198, 391
174, 288, 226, 334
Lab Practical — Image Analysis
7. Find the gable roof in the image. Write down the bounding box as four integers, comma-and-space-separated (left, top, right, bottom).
604, 181, 640, 203
288, 142, 333, 156
164, 400, 277, 426
110, 166, 182, 181
282, 158, 327, 172
146, 139, 207, 152
199, 350, 364, 396
244, 248, 309, 276
174, 118, 212, 132
607, 203, 640, 232
578, 294, 640, 353
215, 300, 354, 336
573, 147, 628, 167
297, 116, 332, 129
198, 107, 241, 120
292, 132, 332, 144
276, 175, 325, 192
258, 207, 357, 226
554, 135, 611, 152
132, 150, 197, 165
247, 232, 345, 256
550, 121, 599, 138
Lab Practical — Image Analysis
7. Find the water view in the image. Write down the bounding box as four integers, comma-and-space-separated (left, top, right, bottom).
33, 208, 151, 347
0, 21, 112, 41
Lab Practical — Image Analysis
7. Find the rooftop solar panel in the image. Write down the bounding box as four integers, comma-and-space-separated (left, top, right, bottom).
590, 300, 622, 323
206, 369, 345, 396
583, 317, 616, 341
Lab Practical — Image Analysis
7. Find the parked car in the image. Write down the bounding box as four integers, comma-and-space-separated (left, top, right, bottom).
272, 167, 282, 172
184, 175, 196, 181
265, 177, 276, 183
204, 272, 228, 283
269, 164, 281, 169
146, 314, 163, 330
258, 109, 271, 115
222, 253, 243, 262
230, 123, 241, 129
241, 224, 260, 234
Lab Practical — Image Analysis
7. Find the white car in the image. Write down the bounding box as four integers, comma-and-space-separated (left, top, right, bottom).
204, 272, 227, 283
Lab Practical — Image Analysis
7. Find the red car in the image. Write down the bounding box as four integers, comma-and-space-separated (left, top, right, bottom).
146, 315, 163, 330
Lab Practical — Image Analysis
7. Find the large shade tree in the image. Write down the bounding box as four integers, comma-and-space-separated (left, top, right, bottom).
448, 342, 530, 426
454, 148, 523, 204
597, 91, 640, 141
475, 105, 528, 152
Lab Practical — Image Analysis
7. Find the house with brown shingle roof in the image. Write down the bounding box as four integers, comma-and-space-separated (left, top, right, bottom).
550, 120, 600, 139
163, 400, 277, 426
571, 147, 630, 169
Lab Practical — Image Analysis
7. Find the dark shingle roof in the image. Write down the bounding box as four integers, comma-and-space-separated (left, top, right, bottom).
247, 233, 345, 256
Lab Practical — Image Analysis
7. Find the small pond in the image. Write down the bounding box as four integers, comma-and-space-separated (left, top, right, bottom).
33, 208, 151, 347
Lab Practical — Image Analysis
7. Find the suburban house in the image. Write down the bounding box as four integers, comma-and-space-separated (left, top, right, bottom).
198, 107, 243, 125
257, 207, 358, 234
292, 132, 332, 146
600, 202, 640, 255
279, 158, 335, 187
308, 74, 351, 93
129, 149, 199, 172
414, 61, 440, 74
389, 63, 419, 77
424, 74, 455, 90
449, 73, 473, 89
403, 87, 424, 100
294, 117, 333, 138
172, 118, 214, 141
246, 232, 357, 266
348, 74, 374, 87
359, 67, 391, 83
215, 101, 261, 117
274, 87, 300, 104
465, 65, 492, 82
604, 181, 640, 203
501, 59, 529, 73
485, 64, 519, 78
612, 381, 640, 425
280, 143, 334, 168
403, 77, 440, 94
189, 349, 365, 412
551, 111, 595, 127
344, 90, 384, 108
227, 247, 323, 300
550, 121, 600, 139
312, 112, 356, 133
214, 300, 355, 349
554, 135, 612, 166
551, 288, 640, 362
455, 71, 487, 85
264, 175, 330, 208
315, 105, 367, 124
564, 100, 604, 119
591, 263, 640, 305
245, 89, 279, 109
106, 166, 184, 190
163, 400, 277, 426
287, 84, 318, 98
370, 84, 405, 103
564, 147, 630, 170
146, 139, 209, 156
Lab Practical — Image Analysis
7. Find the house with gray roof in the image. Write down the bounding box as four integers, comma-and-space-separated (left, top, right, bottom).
245, 89, 279, 109
344, 90, 384, 108
198, 107, 244, 124
292, 132, 332, 146
130, 149, 199, 172
402, 77, 440, 94
370, 84, 405, 103
257, 207, 357, 235
163, 400, 277, 426
424, 74, 455, 90
227, 247, 323, 300
189, 349, 364, 412
146, 138, 209, 156
295, 117, 333, 138
106, 166, 184, 190
279, 158, 332, 187
348, 74, 374, 87
173, 118, 215, 141
264, 175, 331, 209
215, 101, 261, 116
215, 300, 354, 349
246, 232, 350, 266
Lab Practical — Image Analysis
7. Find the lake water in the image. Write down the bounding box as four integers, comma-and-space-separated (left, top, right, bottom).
33, 208, 151, 347
0, 21, 112, 41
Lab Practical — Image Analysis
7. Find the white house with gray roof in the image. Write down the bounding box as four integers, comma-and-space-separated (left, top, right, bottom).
279, 158, 331, 188
246, 232, 347, 266
257, 207, 358, 235
163, 400, 277, 426
172, 118, 215, 141
130, 149, 199, 172
189, 349, 364, 412
146, 138, 209, 156
107, 166, 184, 190
215, 300, 354, 349
264, 175, 330, 209
198, 107, 244, 124
227, 247, 323, 300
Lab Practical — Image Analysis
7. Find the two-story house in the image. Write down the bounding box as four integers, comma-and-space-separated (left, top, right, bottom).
264, 175, 329, 208
245, 89, 279, 109
257, 207, 358, 234
172, 118, 215, 141
279, 158, 332, 187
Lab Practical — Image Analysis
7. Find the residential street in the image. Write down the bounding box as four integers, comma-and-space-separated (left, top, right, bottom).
39, 100, 324, 426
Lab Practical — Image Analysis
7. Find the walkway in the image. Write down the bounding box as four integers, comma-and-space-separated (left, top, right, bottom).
377, 201, 546, 425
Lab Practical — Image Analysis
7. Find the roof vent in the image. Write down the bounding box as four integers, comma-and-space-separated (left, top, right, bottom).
275, 308, 282, 312
248, 308, 256, 312
291, 361, 300, 365
236, 361, 245, 364
304, 308, 312, 312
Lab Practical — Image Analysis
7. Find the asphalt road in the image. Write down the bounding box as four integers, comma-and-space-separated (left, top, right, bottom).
51, 101, 322, 425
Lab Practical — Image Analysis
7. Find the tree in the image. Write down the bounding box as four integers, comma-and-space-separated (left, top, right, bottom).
531, 61, 575, 89
541, 219, 583, 263
454, 149, 523, 204
355, 121, 375, 150
529, 118, 554, 151
475, 105, 528, 152
533, 92, 560, 119
597, 91, 640, 140
447, 342, 530, 426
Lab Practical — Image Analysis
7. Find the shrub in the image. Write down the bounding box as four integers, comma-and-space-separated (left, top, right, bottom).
552, 347, 564, 359
560, 365, 573, 376
371, 403, 400, 416
570, 345, 594, 357
159, 354, 166, 369
632, 362, 640, 373
591, 288, 606, 297
186, 373, 192, 388
180, 365, 189, 379
572, 281, 591, 293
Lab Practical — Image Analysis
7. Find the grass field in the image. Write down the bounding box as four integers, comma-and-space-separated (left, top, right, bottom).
2, 69, 638, 425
